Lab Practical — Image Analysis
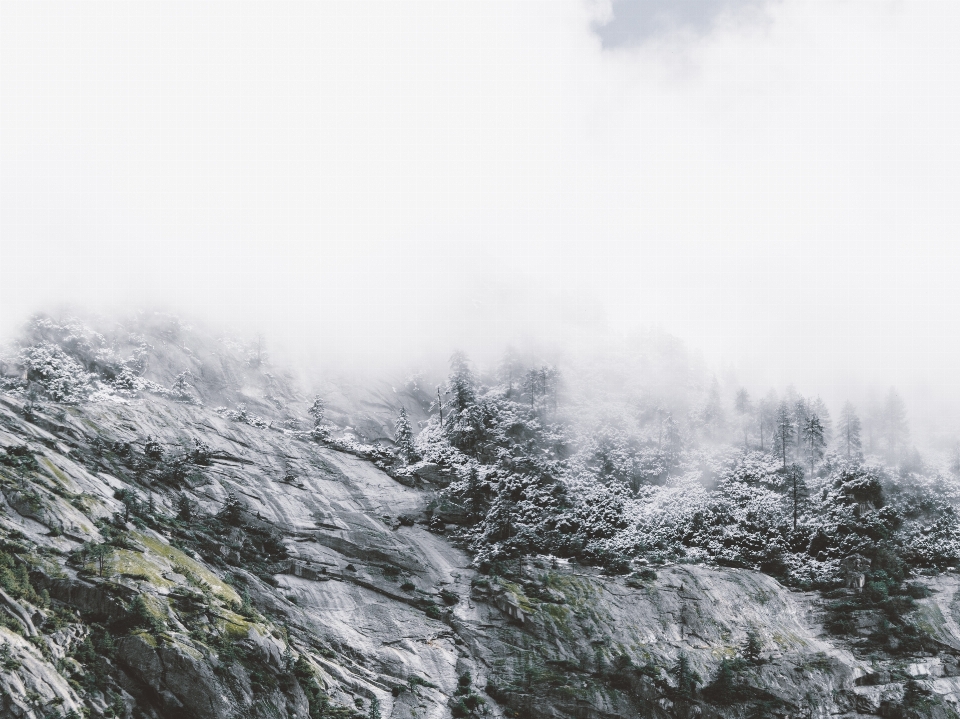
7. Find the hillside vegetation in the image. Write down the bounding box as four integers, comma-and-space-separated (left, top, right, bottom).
0, 313, 959, 719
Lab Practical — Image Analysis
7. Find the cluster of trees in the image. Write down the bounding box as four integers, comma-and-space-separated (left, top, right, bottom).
389, 351, 957, 588
734, 387, 911, 466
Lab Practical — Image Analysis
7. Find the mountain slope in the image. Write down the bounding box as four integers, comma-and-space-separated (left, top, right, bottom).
0, 314, 958, 719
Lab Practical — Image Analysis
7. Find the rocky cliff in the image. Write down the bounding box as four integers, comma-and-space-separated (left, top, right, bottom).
0, 315, 958, 719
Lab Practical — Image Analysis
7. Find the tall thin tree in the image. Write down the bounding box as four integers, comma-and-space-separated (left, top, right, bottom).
774, 401, 794, 468
838, 402, 862, 459
802, 414, 826, 477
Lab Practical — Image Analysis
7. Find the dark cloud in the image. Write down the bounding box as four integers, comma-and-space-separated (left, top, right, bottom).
595, 0, 769, 47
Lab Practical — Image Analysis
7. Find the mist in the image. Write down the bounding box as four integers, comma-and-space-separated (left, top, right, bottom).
3, 1, 960, 442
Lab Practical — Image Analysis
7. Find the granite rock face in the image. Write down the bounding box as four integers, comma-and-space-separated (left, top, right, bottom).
0, 323, 958, 718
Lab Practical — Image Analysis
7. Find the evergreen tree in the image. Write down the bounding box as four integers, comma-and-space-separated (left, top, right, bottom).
497, 347, 524, 397
786, 463, 806, 531
308, 395, 328, 440
368, 697, 382, 719
882, 388, 909, 460
758, 392, 777, 452
741, 629, 763, 664
838, 402, 862, 459
219, 493, 244, 526
522, 368, 543, 411
308, 395, 325, 428
773, 401, 794, 468
447, 352, 477, 414
463, 466, 486, 520
793, 398, 809, 462
143, 435, 163, 462
85, 542, 114, 577
662, 414, 683, 462
671, 651, 700, 699
176, 494, 192, 523
802, 414, 826, 477
394, 407, 415, 462
810, 396, 832, 444
735, 388, 752, 449
445, 352, 483, 452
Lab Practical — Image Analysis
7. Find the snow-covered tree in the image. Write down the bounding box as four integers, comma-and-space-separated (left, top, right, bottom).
394, 407, 415, 462
810, 396, 832, 445
308, 395, 325, 426
773, 401, 794, 468
881, 388, 909, 460
308, 395, 329, 440
793, 397, 809, 463
735, 388, 752, 449
801, 414, 826, 476
838, 402, 862, 459
447, 352, 477, 414
17, 343, 93, 404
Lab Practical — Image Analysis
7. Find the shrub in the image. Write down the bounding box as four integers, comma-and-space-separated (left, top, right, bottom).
128, 595, 165, 634
741, 629, 763, 664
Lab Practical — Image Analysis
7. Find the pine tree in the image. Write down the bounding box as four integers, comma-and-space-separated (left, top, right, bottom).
497, 347, 524, 397
445, 352, 483, 452
522, 368, 543, 411
741, 629, 763, 664
447, 352, 477, 414
394, 407, 415, 462
787, 463, 806, 531
671, 651, 700, 698
793, 398, 809, 462
735, 388, 752, 449
839, 402, 862, 459
219, 493, 244, 526
810, 396, 832, 445
308, 395, 328, 440
882, 388, 909, 460
368, 696, 382, 719
176, 495, 192, 523
662, 414, 683, 462
308, 395, 325, 428
802, 414, 826, 477
774, 401, 794, 468
758, 392, 777, 452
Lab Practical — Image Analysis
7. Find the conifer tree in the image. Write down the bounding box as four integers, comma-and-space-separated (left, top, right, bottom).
810, 396, 832, 444
394, 407, 415, 462
308, 395, 325, 427
758, 392, 777, 452
774, 401, 794, 468
802, 414, 826, 477
735, 388, 752, 449
787, 463, 806, 530
308, 395, 328, 440
447, 352, 477, 414
793, 398, 809, 462
839, 402, 862, 459
882, 388, 909, 460
671, 651, 700, 698
176, 494, 193, 523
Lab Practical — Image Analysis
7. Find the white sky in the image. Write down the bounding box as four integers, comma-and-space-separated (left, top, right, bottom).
2, 1, 960, 405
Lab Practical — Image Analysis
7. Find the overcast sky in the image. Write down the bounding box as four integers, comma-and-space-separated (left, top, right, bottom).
2, 1, 960, 404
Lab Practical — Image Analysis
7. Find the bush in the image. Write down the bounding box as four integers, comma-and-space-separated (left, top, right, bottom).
128, 595, 165, 634
702, 658, 749, 705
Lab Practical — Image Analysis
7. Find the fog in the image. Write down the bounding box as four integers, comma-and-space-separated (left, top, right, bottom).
3, 1, 960, 436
